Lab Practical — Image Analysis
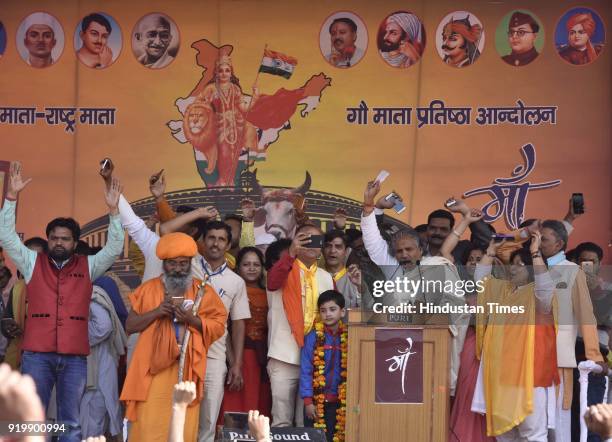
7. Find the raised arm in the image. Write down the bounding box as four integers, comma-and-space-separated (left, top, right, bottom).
266, 233, 310, 291
474, 239, 504, 282
0, 162, 37, 282
529, 231, 554, 313
440, 197, 483, 262
239, 199, 256, 248
89, 177, 125, 280
159, 206, 218, 236
360, 180, 398, 267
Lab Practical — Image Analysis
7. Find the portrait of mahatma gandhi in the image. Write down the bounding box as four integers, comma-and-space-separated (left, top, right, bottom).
377, 11, 426, 68
319, 12, 367, 68
17, 12, 64, 68
75, 13, 121, 69
132, 13, 179, 69
556, 8, 605, 66
436, 12, 484, 68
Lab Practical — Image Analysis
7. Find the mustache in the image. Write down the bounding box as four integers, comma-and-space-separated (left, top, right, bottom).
441, 45, 451, 50
334, 39, 344, 45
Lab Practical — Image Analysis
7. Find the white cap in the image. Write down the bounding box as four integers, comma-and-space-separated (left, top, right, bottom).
22, 12, 59, 35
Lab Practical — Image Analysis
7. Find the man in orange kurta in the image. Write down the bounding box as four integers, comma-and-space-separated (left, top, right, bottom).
120, 232, 227, 441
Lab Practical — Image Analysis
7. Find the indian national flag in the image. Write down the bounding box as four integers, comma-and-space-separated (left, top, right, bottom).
259, 49, 298, 79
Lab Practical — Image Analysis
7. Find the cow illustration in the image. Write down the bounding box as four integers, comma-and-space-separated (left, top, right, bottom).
252, 171, 311, 240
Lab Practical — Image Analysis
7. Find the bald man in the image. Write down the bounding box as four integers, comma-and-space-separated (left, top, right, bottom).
134, 14, 175, 68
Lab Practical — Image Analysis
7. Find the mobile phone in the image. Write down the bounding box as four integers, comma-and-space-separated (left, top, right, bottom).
99, 158, 110, 172
445, 199, 457, 208
223, 411, 249, 429
307, 234, 324, 249
492, 234, 514, 242
149, 169, 164, 185
581, 261, 594, 273
384, 193, 406, 214
572, 193, 584, 214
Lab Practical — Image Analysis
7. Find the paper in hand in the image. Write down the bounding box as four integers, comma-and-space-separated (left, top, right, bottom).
375, 170, 390, 184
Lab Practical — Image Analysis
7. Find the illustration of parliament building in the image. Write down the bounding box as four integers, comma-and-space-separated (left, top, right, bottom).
81, 170, 408, 287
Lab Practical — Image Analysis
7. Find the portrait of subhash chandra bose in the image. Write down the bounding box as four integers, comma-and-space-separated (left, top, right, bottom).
132, 12, 179, 69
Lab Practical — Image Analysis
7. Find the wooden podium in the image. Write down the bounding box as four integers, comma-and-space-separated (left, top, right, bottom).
345, 310, 451, 441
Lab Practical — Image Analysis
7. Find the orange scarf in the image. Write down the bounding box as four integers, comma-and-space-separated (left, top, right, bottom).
283, 260, 318, 348
120, 278, 222, 421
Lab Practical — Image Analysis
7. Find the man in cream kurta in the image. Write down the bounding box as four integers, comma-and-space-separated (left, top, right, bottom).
540, 220, 605, 442
266, 224, 334, 427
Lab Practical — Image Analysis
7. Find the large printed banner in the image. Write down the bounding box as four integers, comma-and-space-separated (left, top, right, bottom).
0, 1, 609, 262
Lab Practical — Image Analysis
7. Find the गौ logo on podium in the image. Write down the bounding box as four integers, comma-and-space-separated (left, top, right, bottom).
375, 328, 423, 404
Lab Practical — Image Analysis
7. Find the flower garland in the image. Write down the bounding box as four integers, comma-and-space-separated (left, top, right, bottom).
312, 320, 348, 442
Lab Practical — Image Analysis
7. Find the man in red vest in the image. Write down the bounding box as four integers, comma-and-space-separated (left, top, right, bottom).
0, 161, 125, 441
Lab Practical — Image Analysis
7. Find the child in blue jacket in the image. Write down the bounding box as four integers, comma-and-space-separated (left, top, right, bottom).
300, 290, 346, 442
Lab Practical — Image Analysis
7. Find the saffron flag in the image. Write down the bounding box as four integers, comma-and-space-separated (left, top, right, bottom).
259, 49, 298, 79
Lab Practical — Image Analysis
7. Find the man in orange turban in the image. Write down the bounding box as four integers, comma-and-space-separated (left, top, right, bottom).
441, 15, 482, 67
120, 232, 228, 441
559, 12, 603, 65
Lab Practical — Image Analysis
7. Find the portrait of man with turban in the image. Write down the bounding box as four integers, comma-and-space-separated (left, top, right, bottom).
557, 9, 605, 65
438, 13, 483, 68
377, 11, 426, 68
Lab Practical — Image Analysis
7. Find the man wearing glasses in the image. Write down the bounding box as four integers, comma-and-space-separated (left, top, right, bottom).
501, 11, 540, 67
134, 14, 175, 69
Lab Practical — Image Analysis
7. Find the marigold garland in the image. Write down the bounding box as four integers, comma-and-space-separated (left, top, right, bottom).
312, 319, 348, 442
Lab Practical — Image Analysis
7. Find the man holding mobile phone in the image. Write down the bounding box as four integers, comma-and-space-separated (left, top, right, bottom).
266, 224, 334, 427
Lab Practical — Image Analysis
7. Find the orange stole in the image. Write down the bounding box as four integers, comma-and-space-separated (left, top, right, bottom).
120, 277, 227, 421
282, 260, 318, 348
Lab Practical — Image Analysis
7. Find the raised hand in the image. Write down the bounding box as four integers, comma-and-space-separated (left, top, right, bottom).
248, 410, 271, 442
565, 195, 583, 224
104, 177, 123, 215
486, 238, 505, 256
98, 158, 114, 188
363, 180, 381, 207
445, 196, 470, 216
0, 363, 45, 423
240, 198, 256, 222
198, 206, 219, 220
289, 232, 312, 258
347, 263, 362, 290
333, 208, 347, 230
7, 161, 32, 199
529, 231, 542, 255
149, 170, 166, 199
465, 208, 484, 224
172, 381, 197, 408
376, 191, 401, 210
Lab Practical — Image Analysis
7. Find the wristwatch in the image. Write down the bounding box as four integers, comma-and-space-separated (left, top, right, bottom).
531, 252, 542, 258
